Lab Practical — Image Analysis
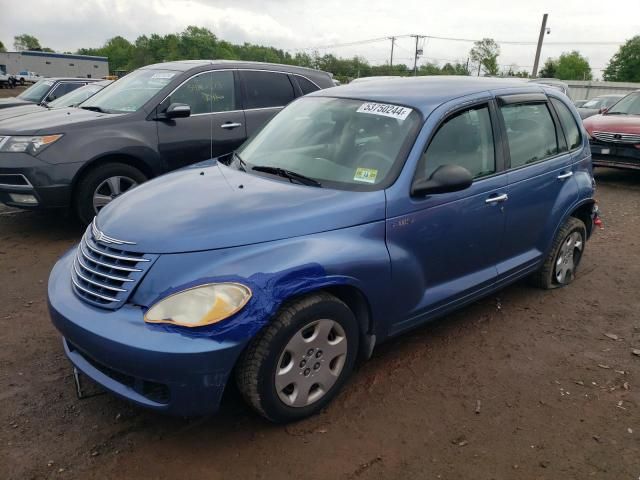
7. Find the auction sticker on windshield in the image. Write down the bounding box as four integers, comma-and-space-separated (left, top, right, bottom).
353, 167, 378, 183
357, 102, 412, 120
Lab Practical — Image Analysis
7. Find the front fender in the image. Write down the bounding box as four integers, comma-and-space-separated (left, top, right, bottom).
131, 221, 391, 342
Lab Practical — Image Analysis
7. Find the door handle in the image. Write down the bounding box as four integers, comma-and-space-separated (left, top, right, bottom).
557, 171, 573, 180
485, 193, 508, 204
221, 122, 242, 129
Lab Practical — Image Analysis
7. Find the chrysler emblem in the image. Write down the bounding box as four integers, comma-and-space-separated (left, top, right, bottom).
613, 133, 622, 140
91, 219, 136, 245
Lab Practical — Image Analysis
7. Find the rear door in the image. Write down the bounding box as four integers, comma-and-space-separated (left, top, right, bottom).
239, 70, 297, 137
496, 93, 578, 282
156, 70, 246, 171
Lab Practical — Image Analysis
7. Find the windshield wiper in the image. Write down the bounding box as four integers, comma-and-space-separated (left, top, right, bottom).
80, 105, 106, 113
233, 152, 247, 172
605, 111, 627, 115
252, 165, 322, 187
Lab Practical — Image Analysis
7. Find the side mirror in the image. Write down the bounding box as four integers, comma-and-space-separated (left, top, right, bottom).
599, 107, 608, 114
411, 164, 473, 197
165, 103, 191, 119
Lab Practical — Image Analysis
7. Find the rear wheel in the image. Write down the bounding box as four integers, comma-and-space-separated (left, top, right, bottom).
236, 293, 359, 423
530, 217, 586, 289
74, 162, 146, 225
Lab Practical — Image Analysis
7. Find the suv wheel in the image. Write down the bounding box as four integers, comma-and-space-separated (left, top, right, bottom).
236, 293, 359, 423
74, 163, 147, 225
531, 217, 586, 289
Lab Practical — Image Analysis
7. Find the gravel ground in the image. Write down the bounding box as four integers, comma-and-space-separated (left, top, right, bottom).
0, 168, 639, 480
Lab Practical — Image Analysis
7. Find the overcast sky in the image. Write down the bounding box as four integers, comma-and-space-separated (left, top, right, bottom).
1, 0, 639, 78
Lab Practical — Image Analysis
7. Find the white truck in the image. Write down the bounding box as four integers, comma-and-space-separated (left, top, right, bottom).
0, 69, 17, 88
15, 71, 42, 85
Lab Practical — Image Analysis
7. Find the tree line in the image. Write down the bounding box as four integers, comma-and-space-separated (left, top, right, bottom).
3, 28, 639, 82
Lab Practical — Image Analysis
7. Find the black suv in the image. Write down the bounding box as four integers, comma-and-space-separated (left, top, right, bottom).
0, 78, 99, 109
0, 61, 333, 222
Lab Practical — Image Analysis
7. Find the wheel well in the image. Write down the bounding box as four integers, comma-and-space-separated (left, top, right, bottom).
570, 201, 595, 238
70, 154, 154, 206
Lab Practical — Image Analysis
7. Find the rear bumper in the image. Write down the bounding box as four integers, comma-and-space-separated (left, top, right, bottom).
0, 152, 78, 208
48, 250, 248, 416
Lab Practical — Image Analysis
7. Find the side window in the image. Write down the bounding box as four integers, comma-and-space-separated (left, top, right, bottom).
241, 71, 295, 109
49, 83, 82, 100
500, 103, 559, 168
168, 71, 235, 115
550, 98, 582, 150
296, 76, 320, 95
417, 105, 495, 180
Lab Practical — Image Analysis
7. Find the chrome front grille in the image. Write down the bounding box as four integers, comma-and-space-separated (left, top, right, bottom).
71, 226, 156, 309
592, 131, 640, 144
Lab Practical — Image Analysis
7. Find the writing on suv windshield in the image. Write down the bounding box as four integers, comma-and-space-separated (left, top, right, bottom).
235, 97, 420, 190
80, 69, 176, 113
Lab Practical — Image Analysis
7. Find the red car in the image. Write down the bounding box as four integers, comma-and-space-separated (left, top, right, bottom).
583, 90, 640, 170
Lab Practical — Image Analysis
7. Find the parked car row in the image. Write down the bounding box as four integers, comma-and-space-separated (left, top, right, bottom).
0, 61, 334, 223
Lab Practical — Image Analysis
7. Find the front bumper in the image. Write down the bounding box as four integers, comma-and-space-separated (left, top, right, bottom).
0, 152, 78, 208
48, 250, 248, 416
590, 140, 640, 170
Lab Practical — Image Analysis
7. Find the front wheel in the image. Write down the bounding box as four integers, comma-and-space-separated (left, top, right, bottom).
74, 162, 147, 225
530, 217, 586, 289
236, 293, 359, 423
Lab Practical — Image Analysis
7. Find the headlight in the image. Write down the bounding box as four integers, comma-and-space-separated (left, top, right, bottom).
0, 134, 63, 155
144, 283, 252, 328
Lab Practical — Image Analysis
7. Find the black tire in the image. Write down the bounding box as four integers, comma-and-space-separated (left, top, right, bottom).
74, 162, 147, 225
19, 78, 24, 86
236, 292, 359, 423
530, 217, 586, 289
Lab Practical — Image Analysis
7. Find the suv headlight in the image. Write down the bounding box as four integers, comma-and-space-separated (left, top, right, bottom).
144, 283, 252, 328
0, 134, 63, 155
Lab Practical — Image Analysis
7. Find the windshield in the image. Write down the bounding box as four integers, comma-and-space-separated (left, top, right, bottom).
606, 92, 640, 115
17, 79, 54, 102
235, 97, 421, 190
47, 84, 104, 108
80, 69, 176, 113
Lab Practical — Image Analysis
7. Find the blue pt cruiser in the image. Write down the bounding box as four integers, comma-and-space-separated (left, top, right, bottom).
48, 77, 597, 422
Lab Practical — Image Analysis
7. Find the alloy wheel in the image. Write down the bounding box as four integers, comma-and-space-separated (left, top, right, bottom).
555, 231, 583, 284
92, 176, 138, 213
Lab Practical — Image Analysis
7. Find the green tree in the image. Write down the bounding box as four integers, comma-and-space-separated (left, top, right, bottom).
0, 41, 6, 52
603, 36, 640, 82
538, 58, 558, 78
14, 34, 42, 51
470, 38, 500, 76
555, 51, 592, 80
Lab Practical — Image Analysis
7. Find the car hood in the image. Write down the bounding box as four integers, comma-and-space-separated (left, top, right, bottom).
0, 107, 125, 134
96, 162, 386, 254
583, 114, 640, 135
0, 104, 46, 122
0, 97, 33, 110
577, 108, 599, 120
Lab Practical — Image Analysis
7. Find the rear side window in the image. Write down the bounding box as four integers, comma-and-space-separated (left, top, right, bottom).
48, 82, 83, 101
417, 105, 495, 180
168, 71, 236, 114
500, 103, 559, 168
296, 76, 320, 95
241, 71, 295, 109
551, 98, 581, 150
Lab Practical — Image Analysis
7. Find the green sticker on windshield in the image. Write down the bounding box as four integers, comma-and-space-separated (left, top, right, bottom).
354, 167, 378, 184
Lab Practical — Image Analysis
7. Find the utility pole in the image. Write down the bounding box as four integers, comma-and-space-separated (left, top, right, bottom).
410, 35, 424, 76
532, 13, 549, 78
389, 36, 395, 68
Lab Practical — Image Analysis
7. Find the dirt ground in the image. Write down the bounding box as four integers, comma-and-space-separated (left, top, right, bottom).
0, 87, 639, 478
0, 86, 27, 97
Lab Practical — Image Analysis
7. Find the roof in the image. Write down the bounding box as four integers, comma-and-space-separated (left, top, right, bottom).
312, 76, 545, 114
37, 77, 102, 82
3, 51, 109, 62
139, 59, 330, 77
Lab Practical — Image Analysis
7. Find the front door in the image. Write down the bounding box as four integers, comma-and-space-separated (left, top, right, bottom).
157, 70, 247, 171
386, 102, 507, 334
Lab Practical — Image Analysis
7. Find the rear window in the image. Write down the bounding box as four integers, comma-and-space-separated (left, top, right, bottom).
296, 76, 320, 95
500, 103, 559, 168
551, 98, 581, 150
241, 71, 295, 109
